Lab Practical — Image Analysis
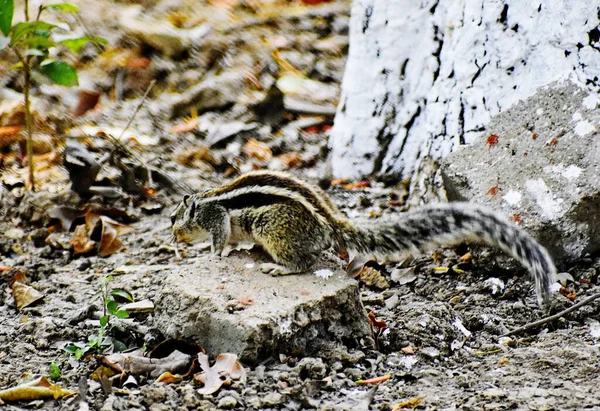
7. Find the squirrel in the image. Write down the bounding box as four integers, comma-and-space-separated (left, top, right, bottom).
171, 170, 556, 306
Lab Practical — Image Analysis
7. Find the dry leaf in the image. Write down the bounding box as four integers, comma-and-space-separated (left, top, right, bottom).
242, 138, 272, 162
401, 346, 415, 354
368, 312, 387, 331
486, 134, 499, 147
87, 215, 134, 257
70, 224, 96, 255
12, 281, 44, 311
156, 372, 182, 384
170, 118, 198, 134
356, 374, 391, 385
274, 152, 302, 169
458, 252, 472, 263
195, 353, 246, 395
0, 376, 76, 402
486, 186, 500, 196
102, 349, 191, 378
47, 206, 86, 231
343, 180, 370, 189
392, 396, 424, 410
72, 90, 101, 117
359, 266, 389, 289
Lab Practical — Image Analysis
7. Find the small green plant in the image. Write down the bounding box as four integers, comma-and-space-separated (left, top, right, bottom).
64, 275, 133, 359
48, 361, 61, 381
0, 0, 107, 190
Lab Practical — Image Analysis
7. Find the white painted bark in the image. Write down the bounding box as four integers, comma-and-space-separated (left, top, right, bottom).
329, 0, 600, 180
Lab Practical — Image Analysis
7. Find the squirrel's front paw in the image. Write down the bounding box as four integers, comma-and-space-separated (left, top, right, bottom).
260, 263, 297, 276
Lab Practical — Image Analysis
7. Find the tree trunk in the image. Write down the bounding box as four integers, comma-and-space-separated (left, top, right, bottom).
329, 0, 600, 190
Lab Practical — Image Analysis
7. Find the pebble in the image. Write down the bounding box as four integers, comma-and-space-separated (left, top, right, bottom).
261, 392, 285, 407
217, 396, 237, 409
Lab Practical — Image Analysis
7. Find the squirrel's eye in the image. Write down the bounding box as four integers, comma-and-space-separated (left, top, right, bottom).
170, 215, 176, 225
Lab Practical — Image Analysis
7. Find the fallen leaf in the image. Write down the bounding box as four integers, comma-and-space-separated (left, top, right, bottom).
486, 186, 500, 196
156, 372, 182, 384
390, 266, 417, 285
47, 206, 86, 231
486, 134, 499, 147
170, 118, 198, 134
12, 281, 44, 311
126, 57, 152, 69
330, 178, 349, 186
274, 152, 302, 169
70, 224, 96, 255
343, 180, 370, 189
72, 90, 101, 117
0, 376, 76, 402
237, 296, 254, 306
102, 349, 191, 378
498, 358, 509, 366
458, 252, 472, 263
195, 353, 246, 395
509, 214, 522, 226
242, 138, 272, 162
87, 215, 133, 257
401, 346, 415, 354
0, 125, 22, 136
368, 312, 387, 331
392, 396, 424, 410
356, 374, 391, 385
359, 266, 389, 289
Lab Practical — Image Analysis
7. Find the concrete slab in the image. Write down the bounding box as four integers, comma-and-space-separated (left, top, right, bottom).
153, 252, 372, 363
442, 80, 600, 265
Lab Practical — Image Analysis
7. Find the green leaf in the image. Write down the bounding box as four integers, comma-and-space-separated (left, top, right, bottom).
45, 3, 78, 12
63, 343, 86, 359
60, 36, 107, 53
10, 21, 56, 45
111, 288, 134, 302
100, 315, 109, 328
88, 334, 99, 348
0, 0, 13, 36
49, 362, 61, 381
90, 290, 102, 304
22, 34, 55, 49
115, 310, 129, 319
41, 60, 78, 86
106, 299, 118, 315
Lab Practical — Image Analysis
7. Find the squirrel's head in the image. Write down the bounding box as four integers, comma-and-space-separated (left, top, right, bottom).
171, 194, 229, 244
171, 194, 209, 243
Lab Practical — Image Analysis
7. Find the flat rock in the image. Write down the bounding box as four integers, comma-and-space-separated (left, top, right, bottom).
442, 80, 600, 265
153, 252, 371, 363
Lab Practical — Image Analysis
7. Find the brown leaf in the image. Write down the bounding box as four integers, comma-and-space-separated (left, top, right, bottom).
102, 349, 191, 378
72, 90, 101, 117
242, 138, 272, 162
486, 134, 499, 147
356, 374, 391, 385
509, 213, 522, 226
12, 281, 44, 311
486, 186, 500, 196
70, 224, 96, 255
392, 396, 424, 410
87, 215, 134, 257
368, 312, 387, 331
274, 152, 302, 169
0, 376, 77, 402
359, 266, 389, 289
47, 206, 86, 231
343, 180, 370, 189
155, 371, 182, 384
195, 353, 246, 395
170, 118, 198, 134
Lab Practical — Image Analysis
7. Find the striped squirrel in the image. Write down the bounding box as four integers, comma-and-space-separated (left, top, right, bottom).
171, 171, 556, 306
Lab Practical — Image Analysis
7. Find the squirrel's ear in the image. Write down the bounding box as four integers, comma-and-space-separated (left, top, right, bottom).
183, 194, 191, 206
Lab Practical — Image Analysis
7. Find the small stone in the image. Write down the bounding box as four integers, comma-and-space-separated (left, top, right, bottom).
261, 392, 285, 407
420, 346, 440, 359
482, 388, 507, 399
217, 396, 237, 409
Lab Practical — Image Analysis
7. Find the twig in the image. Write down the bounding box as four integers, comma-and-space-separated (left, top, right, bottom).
104, 80, 156, 187
503, 291, 600, 336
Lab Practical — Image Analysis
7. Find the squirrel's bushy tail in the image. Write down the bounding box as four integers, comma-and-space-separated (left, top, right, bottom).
335, 203, 556, 306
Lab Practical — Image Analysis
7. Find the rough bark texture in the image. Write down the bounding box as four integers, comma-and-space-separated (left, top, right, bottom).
329, 0, 600, 184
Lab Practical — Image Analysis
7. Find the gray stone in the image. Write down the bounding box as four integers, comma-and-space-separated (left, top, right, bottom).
442, 80, 600, 265
153, 254, 371, 363
166, 72, 245, 119
261, 392, 285, 407
217, 396, 237, 409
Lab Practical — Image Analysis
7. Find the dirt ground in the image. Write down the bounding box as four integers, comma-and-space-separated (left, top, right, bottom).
2, 0, 600, 410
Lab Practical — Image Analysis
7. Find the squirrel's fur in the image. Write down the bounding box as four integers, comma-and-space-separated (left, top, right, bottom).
171, 171, 556, 306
